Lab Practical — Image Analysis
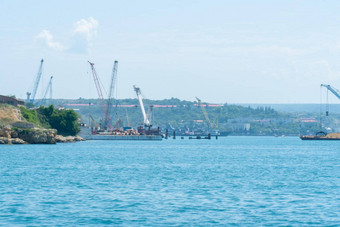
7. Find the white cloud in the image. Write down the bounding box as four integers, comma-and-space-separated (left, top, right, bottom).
68, 17, 99, 54
73, 17, 98, 40
36, 17, 98, 54
36, 30, 67, 51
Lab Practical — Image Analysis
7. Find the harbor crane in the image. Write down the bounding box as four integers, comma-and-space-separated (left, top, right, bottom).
88, 60, 120, 130
196, 97, 213, 130
88, 61, 111, 130
133, 85, 151, 127
40, 76, 53, 105
26, 59, 44, 104
320, 84, 340, 116
320, 84, 340, 100
105, 61, 118, 129
89, 115, 100, 130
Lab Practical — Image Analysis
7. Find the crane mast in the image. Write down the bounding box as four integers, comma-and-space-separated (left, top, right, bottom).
88, 61, 111, 129
133, 85, 150, 127
89, 115, 100, 130
105, 60, 118, 128
27, 59, 44, 103
320, 84, 340, 116
196, 97, 212, 130
41, 76, 53, 105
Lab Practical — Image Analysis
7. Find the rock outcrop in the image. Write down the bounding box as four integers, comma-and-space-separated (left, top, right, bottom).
0, 137, 26, 144
0, 105, 85, 145
0, 126, 85, 144
15, 128, 57, 144
55, 135, 86, 143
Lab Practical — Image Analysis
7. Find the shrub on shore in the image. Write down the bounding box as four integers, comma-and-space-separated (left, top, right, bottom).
20, 105, 80, 136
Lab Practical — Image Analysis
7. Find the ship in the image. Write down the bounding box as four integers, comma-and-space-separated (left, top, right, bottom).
79, 126, 162, 141
84, 61, 162, 141
300, 132, 340, 140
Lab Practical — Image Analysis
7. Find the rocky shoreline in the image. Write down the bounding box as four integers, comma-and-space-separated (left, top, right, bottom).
0, 126, 85, 145
0, 104, 85, 145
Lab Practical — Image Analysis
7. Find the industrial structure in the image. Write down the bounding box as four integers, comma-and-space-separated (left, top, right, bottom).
40, 76, 53, 106
133, 85, 151, 127
300, 84, 340, 140
81, 60, 162, 140
26, 59, 44, 104
195, 97, 220, 136
320, 84, 340, 116
105, 61, 119, 129
88, 61, 119, 130
133, 85, 160, 135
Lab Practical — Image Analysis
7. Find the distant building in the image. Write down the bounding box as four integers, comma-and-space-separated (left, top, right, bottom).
0, 95, 25, 106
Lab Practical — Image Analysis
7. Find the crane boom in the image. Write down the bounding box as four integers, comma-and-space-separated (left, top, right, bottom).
105, 60, 118, 128
133, 85, 150, 126
88, 61, 111, 129
27, 59, 44, 103
89, 115, 99, 129
321, 84, 340, 100
196, 97, 212, 129
41, 76, 53, 105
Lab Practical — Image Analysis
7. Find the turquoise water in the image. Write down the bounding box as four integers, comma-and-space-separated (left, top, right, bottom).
0, 137, 339, 226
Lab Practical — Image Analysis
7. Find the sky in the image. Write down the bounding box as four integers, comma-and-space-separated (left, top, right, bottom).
2, 0, 340, 104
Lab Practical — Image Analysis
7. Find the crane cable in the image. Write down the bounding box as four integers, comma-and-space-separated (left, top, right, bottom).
320, 86, 323, 130
326, 89, 329, 116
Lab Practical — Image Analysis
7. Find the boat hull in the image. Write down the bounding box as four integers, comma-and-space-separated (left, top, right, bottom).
79, 126, 162, 141
300, 135, 340, 140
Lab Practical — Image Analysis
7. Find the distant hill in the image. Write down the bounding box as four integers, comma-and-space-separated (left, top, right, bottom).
237, 104, 340, 114
32, 98, 333, 136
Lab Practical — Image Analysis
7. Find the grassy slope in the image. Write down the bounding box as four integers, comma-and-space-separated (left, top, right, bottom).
0, 104, 22, 124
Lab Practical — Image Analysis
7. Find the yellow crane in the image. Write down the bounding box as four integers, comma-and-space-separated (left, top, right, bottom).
89, 115, 100, 130
196, 97, 213, 130
196, 97, 221, 131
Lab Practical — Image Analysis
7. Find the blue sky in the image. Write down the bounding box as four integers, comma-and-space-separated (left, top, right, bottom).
2, 0, 340, 103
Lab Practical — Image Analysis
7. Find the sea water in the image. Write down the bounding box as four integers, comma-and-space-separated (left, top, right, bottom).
0, 137, 339, 226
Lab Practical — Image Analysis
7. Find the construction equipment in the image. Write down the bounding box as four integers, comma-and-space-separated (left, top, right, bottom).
88, 61, 120, 131
125, 109, 131, 127
112, 118, 122, 129
320, 84, 340, 116
195, 97, 221, 136
40, 76, 53, 105
321, 84, 340, 99
196, 97, 213, 130
146, 105, 154, 125
133, 85, 151, 127
105, 61, 118, 128
90, 115, 100, 129
88, 61, 110, 130
26, 59, 44, 104
213, 107, 223, 129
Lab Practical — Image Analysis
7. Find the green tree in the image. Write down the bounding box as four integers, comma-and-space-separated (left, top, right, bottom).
38, 105, 80, 135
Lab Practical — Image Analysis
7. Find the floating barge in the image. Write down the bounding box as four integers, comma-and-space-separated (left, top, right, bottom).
300, 132, 340, 140
79, 127, 163, 141
83, 134, 162, 141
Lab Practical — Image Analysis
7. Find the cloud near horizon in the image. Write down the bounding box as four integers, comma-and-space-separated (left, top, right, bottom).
36, 17, 98, 53
36, 30, 67, 51
69, 17, 98, 53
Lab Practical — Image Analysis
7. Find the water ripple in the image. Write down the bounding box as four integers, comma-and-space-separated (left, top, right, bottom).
0, 137, 340, 225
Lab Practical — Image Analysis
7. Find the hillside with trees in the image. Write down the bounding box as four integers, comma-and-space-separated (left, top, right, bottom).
41, 98, 328, 136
